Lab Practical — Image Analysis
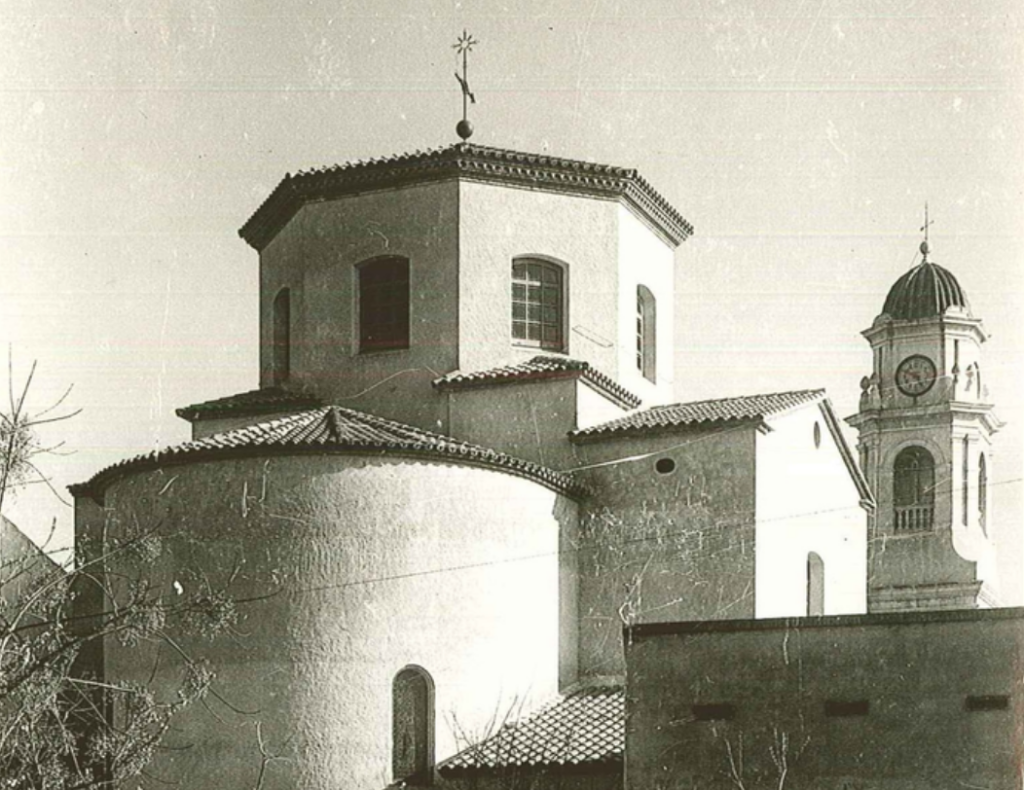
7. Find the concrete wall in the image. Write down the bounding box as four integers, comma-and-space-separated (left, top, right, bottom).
573, 427, 758, 679
755, 404, 867, 617
258, 181, 460, 431
625, 608, 1024, 790
76, 455, 575, 790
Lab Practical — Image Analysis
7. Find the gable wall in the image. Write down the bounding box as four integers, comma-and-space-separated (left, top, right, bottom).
754, 404, 868, 617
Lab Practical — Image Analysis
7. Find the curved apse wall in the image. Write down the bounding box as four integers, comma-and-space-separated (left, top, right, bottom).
82, 454, 574, 790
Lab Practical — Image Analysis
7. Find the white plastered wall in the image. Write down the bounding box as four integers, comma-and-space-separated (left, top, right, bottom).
617, 205, 676, 406
755, 402, 868, 617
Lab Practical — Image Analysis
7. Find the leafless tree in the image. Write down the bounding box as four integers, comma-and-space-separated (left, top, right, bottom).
0, 358, 262, 789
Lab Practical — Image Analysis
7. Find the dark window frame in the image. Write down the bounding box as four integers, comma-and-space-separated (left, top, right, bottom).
359, 256, 410, 353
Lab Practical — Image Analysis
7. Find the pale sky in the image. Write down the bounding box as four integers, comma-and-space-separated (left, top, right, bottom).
1, 0, 1022, 599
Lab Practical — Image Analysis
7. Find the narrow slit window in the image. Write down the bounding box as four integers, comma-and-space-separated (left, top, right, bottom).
512, 258, 564, 351
978, 453, 987, 533
636, 285, 656, 382
962, 436, 970, 526
807, 552, 825, 616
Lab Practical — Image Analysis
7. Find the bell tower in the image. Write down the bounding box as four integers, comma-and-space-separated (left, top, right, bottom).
847, 237, 1002, 612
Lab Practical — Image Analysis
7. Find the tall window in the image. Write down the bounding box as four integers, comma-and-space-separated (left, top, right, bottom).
512, 258, 564, 351
961, 436, 970, 526
978, 453, 988, 533
359, 257, 410, 352
272, 288, 290, 385
807, 552, 825, 616
893, 446, 935, 532
392, 666, 434, 783
636, 285, 656, 382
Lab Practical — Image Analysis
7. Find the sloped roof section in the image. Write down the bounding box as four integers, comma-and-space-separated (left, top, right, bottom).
433, 356, 642, 410
239, 143, 693, 250
571, 389, 825, 440
70, 406, 587, 503
175, 387, 322, 422
439, 686, 623, 772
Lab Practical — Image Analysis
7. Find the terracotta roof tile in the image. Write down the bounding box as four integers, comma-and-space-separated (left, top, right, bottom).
70, 406, 587, 502
433, 356, 642, 409
239, 143, 693, 250
439, 687, 624, 771
571, 389, 825, 439
175, 387, 322, 421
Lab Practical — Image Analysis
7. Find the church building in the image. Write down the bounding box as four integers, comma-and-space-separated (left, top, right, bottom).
70, 139, 1017, 790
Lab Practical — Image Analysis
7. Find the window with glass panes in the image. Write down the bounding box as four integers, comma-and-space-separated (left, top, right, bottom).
636, 285, 656, 382
511, 259, 564, 350
359, 257, 410, 352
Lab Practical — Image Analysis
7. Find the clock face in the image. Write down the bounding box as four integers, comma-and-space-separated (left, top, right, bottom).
896, 355, 937, 397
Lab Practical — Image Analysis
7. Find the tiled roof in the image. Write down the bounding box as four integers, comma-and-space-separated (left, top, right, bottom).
571, 389, 825, 439
175, 387, 322, 422
239, 143, 693, 250
433, 356, 642, 410
439, 686, 624, 772
70, 406, 587, 502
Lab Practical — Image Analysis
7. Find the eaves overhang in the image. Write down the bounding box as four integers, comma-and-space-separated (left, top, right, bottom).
69, 406, 589, 505
238, 143, 694, 251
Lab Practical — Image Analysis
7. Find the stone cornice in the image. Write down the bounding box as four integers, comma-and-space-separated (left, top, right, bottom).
862, 312, 988, 345
238, 143, 694, 251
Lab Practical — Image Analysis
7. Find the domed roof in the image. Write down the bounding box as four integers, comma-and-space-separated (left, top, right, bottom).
882, 261, 970, 320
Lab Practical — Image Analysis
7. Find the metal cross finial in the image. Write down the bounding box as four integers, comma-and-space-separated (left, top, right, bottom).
452, 30, 478, 140
919, 202, 934, 262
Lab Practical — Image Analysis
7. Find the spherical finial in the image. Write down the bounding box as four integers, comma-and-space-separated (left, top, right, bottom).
456, 119, 474, 141
920, 240, 929, 258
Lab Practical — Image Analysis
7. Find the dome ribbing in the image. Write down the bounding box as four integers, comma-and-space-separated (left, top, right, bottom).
882, 262, 970, 320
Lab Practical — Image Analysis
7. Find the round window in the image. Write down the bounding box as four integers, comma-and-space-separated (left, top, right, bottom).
655, 457, 676, 475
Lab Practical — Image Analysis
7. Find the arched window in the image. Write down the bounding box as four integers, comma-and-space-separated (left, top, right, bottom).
807, 552, 825, 616
636, 285, 656, 383
272, 288, 291, 385
392, 666, 434, 783
359, 257, 410, 352
978, 453, 987, 534
893, 446, 935, 532
512, 258, 564, 351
